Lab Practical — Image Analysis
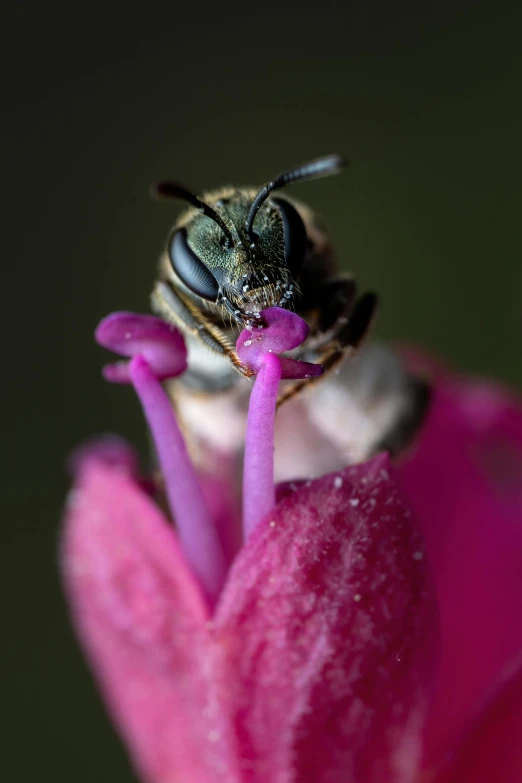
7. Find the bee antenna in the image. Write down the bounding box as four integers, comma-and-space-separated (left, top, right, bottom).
151, 180, 236, 247
245, 154, 346, 241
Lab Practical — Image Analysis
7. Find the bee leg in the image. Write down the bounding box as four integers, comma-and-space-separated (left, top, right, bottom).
152, 281, 254, 377
276, 292, 379, 409
335, 291, 379, 350
316, 276, 358, 334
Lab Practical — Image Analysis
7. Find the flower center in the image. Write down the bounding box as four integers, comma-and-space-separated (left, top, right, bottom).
96, 308, 323, 608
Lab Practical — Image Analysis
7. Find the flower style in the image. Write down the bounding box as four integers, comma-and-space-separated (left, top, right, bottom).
62, 309, 522, 783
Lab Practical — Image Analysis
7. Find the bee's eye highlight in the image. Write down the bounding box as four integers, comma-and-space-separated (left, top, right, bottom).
168, 230, 220, 301
272, 197, 307, 277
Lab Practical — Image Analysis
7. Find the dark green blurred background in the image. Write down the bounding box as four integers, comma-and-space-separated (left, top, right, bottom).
3, 0, 521, 780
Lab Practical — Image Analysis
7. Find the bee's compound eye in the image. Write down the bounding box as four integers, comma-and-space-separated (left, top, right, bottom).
168, 229, 219, 301
272, 197, 307, 277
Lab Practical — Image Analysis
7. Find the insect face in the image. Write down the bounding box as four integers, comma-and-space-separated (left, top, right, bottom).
154, 155, 343, 328
151, 154, 380, 383
168, 191, 306, 326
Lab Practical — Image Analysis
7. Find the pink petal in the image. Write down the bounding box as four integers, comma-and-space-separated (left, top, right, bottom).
67, 434, 140, 478
61, 457, 242, 783
215, 454, 436, 783
433, 654, 522, 783
396, 376, 522, 758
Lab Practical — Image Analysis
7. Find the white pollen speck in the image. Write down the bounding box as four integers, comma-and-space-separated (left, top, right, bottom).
349, 498, 359, 507
353, 594, 362, 602
333, 476, 343, 489
269, 520, 276, 528
412, 551, 424, 561
243, 339, 252, 347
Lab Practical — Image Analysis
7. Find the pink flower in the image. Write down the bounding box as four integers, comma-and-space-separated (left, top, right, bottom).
61, 311, 522, 782
396, 362, 522, 776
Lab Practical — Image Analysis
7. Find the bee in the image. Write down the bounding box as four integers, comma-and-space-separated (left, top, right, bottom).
151, 155, 377, 398
150, 155, 430, 472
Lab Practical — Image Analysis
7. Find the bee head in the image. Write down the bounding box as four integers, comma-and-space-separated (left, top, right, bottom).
153, 155, 345, 325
